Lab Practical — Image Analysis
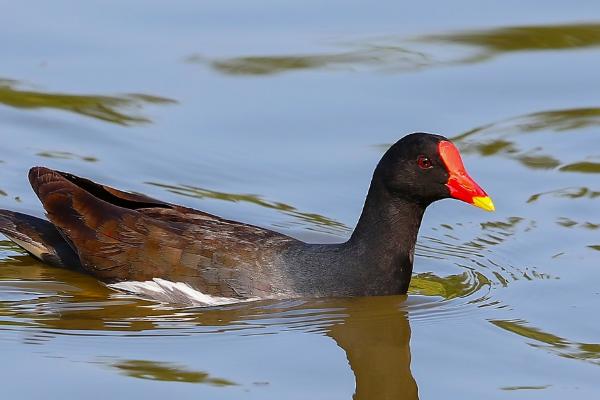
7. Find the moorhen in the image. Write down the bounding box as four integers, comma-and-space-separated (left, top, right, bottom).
0, 133, 493, 299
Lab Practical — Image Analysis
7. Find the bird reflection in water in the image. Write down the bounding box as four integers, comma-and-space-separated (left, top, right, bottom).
326, 296, 418, 400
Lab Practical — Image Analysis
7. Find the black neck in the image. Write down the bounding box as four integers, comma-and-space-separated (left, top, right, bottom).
284, 178, 426, 296
349, 179, 425, 247
343, 178, 425, 293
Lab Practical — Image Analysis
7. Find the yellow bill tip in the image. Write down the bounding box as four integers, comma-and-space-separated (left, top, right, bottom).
472, 196, 495, 212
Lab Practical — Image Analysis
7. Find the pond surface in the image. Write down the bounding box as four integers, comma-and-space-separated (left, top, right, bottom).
1, 1, 599, 398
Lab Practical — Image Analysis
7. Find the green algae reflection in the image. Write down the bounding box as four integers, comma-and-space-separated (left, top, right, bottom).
491, 319, 600, 366
409, 271, 490, 299
36, 151, 99, 162
112, 360, 237, 386
527, 187, 600, 203
0, 79, 176, 125
198, 23, 600, 76
453, 108, 600, 174
191, 45, 428, 75
147, 182, 350, 235
421, 23, 600, 62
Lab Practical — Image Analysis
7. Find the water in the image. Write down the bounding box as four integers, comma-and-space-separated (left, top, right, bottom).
1, 1, 599, 398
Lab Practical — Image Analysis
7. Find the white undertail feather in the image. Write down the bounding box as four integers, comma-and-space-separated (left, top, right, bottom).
109, 278, 256, 306
4, 235, 47, 260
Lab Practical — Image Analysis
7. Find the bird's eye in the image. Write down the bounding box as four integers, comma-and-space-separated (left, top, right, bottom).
417, 155, 433, 170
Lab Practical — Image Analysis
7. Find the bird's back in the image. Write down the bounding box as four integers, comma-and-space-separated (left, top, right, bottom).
25, 167, 299, 298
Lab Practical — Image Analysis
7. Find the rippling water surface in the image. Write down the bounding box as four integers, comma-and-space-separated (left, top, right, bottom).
1, 2, 599, 399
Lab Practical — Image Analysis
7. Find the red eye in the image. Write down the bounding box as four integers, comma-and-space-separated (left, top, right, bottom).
417, 155, 433, 169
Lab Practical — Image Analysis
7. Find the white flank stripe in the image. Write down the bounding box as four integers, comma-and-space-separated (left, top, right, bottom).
109, 278, 254, 306
6, 236, 47, 260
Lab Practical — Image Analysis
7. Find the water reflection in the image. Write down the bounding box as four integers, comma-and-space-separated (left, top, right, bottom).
409, 271, 489, 299
559, 162, 600, 174
556, 217, 598, 230
191, 45, 429, 75
36, 151, 98, 162
455, 108, 600, 140
196, 23, 600, 76
422, 23, 600, 62
146, 181, 350, 235
501, 385, 551, 391
527, 187, 600, 203
453, 108, 600, 173
326, 296, 417, 400
491, 319, 600, 366
416, 217, 551, 293
0, 79, 176, 125
111, 360, 237, 386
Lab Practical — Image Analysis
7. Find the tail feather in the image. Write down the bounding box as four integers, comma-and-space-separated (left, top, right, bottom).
25, 166, 165, 281
0, 209, 82, 269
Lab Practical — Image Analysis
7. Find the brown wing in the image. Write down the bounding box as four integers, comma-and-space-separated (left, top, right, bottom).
28, 167, 297, 298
